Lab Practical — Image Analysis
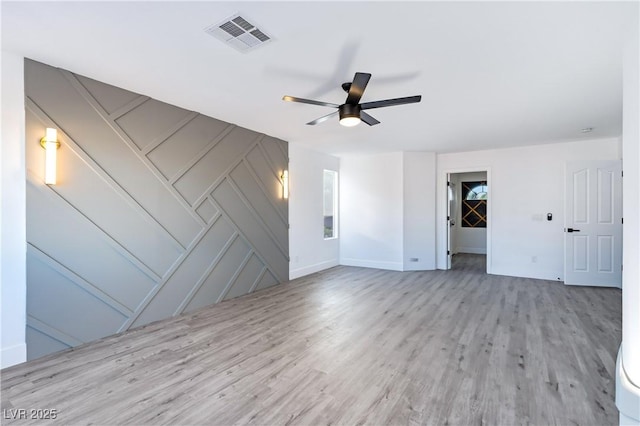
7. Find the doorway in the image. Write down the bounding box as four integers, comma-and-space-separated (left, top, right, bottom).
445, 169, 491, 272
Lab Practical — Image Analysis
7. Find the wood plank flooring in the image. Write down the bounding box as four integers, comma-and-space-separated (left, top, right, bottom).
1, 254, 622, 425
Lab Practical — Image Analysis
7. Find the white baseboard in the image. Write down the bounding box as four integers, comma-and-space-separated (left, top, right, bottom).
289, 259, 339, 280
1, 343, 26, 369
456, 247, 487, 255
340, 258, 404, 271
565, 281, 622, 289
617, 345, 640, 424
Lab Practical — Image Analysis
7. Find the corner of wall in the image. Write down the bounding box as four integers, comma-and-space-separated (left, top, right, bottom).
1, 51, 27, 368
616, 346, 640, 424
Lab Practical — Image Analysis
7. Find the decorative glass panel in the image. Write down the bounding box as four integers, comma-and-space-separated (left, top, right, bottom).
462, 181, 487, 228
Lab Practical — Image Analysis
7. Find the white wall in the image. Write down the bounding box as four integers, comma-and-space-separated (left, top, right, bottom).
437, 138, 620, 281
340, 153, 404, 270
617, 4, 640, 423
403, 152, 436, 270
452, 171, 487, 254
289, 144, 340, 279
340, 152, 437, 272
1, 51, 27, 368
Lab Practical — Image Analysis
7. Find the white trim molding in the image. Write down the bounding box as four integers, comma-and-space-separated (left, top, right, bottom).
290, 259, 338, 280
340, 258, 404, 272
1, 343, 27, 369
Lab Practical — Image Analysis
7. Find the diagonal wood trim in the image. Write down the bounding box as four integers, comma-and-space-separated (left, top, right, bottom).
26, 97, 191, 253
182, 135, 264, 209
242, 157, 288, 226
107, 95, 151, 120
206, 190, 285, 283
28, 244, 135, 317
60, 71, 205, 243
224, 176, 289, 261
173, 231, 240, 315
248, 265, 268, 293
142, 111, 200, 156
167, 123, 237, 185
26, 316, 82, 347
26, 172, 162, 283
118, 212, 225, 331
255, 139, 288, 188
273, 138, 289, 164
215, 249, 256, 304
253, 141, 288, 220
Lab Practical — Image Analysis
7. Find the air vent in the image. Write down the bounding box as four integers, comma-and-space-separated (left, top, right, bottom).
204, 13, 273, 53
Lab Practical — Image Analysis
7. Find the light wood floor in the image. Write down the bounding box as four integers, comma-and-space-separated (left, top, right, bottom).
1, 254, 622, 425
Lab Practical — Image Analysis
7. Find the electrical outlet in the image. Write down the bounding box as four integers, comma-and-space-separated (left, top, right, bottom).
532, 256, 537, 263
409, 258, 419, 262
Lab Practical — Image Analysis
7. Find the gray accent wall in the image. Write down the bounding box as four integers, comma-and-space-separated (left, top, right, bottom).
24, 59, 288, 360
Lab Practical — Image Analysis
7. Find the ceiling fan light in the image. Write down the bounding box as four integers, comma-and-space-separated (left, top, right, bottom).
339, 104, 361, 127
340, 116, 361, 127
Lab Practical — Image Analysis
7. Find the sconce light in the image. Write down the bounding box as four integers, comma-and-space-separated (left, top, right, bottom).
281, 170, 289, 199
40, 128, 60, 185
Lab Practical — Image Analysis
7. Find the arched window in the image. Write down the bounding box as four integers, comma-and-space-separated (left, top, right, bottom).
465, 183, 487, 200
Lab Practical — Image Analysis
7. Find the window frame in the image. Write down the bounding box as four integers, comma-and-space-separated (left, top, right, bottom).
323, 169, 339, 240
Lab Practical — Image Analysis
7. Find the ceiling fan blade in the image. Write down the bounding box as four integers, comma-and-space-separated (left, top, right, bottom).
307, 110, 339, 125
360, 111, 380, 126
345, 72, 372, 105
360, 95, 422, 110
282, 96, 339, 108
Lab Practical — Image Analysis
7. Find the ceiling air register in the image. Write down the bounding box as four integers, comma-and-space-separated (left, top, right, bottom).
205, 14, 273, 53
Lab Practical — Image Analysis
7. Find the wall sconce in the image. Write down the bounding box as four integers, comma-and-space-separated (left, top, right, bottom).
281, 170, 289, 199
40, 128, 60, 185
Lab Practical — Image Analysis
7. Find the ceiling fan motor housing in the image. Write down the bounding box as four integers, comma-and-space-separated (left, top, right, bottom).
339, 103, 361, 120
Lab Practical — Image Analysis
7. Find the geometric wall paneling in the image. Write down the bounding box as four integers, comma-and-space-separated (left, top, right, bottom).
182, 235, 252, 314
261, 135, 289, 169
114, 98, 194, 151
24, 59, 288, 360
254, 270, 279, 291
26, 182, 157, 311
74, 74, 142, 115
195, 198, 219, 224
25, 61, 202, 250
222, 253, 267, 301
245, 144, 288, 219
25, 101, 184, 279
211, 179, 289, 283
146, 115, 232, 181
228, 161, 288, 250
26, 325, 71, 362
130, 216, 237, 328
27, 248, 129, 342
172, 126, 261, 206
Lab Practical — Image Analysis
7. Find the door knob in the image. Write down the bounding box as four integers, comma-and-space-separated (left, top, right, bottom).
565, 228, 581, 233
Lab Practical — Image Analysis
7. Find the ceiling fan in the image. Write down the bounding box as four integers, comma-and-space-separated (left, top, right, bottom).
282, 72, 421, 127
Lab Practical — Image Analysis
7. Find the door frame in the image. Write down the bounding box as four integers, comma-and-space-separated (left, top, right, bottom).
438, 167, 492, 273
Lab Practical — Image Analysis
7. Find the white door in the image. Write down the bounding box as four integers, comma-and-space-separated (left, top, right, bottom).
565, 160, 622, 287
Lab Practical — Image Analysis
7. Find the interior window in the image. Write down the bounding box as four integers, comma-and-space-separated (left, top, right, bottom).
323, 170, 338, 239
465, 183, 488, 200
462, 181, 487, 227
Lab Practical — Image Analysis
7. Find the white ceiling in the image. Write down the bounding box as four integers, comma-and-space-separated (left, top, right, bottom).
2, 1, 635, 155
